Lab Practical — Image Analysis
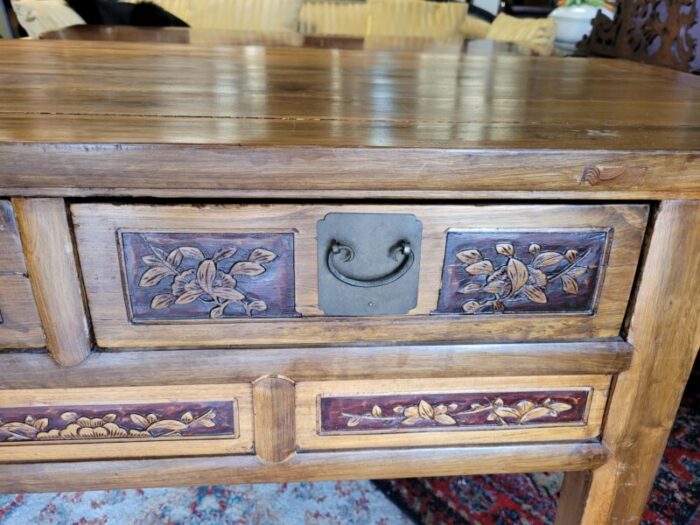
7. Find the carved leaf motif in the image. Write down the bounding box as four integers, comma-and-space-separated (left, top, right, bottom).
401, 416, 421, 426
528, 244, 541, 255
483, 279, 509, 295
529, 268, 548, 287
507, 258, 529, 293
548, 402, 573, 413
561, 274, 579, 294
231, 261, 265, 277
130, 414, 149, 429
371, 405, 382, 417
465, 261, 494, 275
197, 260, 217, 293
245, 300, 268, 315
212, 247, 237, 262
462, 301, 481, 313
495, 243, 514, 257
458, 283, 481, 294
33, 418, 49, 432
435, 414, 457, 425
180, 412, 194, 424
179, 247, 205, 261
532, 252, 565, 268
212, 286, 245, 303
166, 248, 183, 267
151, 294, 176, 310
456, 249, 482, 264
404, 406, 419, 417
139, 266, 173, 287
142, 255, 161, 266
209, 304, 226, 319
347, 417, 360, 427
174, 289, 203, 305
418, 400, 434, 419
568, 266, 588, 278
248, 248, 277, 264
146, 419, 189, 435
60, 412, 78, 422
522, 285, 547, 304
519, 407, 556, 423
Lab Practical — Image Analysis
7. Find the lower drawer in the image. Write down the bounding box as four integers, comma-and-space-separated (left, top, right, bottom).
0, 384, 253, 462
295, 376, 610, 450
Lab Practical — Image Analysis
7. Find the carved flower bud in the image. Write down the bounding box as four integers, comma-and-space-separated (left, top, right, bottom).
462, 301, 481, 314
565, 249, 579, 262
528, 244, 541, 255
495, 243, 514, 257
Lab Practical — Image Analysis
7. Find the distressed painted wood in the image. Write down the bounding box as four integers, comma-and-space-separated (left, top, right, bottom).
14, 198, 90, 364
71, 203, 647, 348
0, 385, 253, 462
120, 232, 297, 321
435, 230, 610, 315
319, 390, 590, 434
296, 376, 610, 450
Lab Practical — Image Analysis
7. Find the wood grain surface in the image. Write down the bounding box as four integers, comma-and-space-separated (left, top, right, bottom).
0, 442, 608, 493
70, 203, 647, 348
0, 40, 699, 198
571, 201, 700, 524
0, 341, 633, 389
14, 199, 91, 365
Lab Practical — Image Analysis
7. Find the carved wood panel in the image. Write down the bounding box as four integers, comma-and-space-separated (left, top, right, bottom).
120, 232, 298, 322
0, 401, 236, 443
579, 0, 699, 74
318, 390, 590, 434
434, 230, 611, 315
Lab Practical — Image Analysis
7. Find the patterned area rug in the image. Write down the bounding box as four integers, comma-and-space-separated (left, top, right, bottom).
375, 387, 700, 525
0, 481, 412, 525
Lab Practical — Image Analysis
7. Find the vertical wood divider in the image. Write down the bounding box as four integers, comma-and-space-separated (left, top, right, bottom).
13, 198, 92, 366
557, 200, 700, 524
253, 375, 296, 464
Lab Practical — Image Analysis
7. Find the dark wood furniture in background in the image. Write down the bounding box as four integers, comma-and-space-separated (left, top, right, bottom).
0, 39, 699, 525
580, 0, 700, 74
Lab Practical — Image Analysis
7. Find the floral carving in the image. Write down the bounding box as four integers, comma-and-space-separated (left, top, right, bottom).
137, 235, 276, 319
454, 242, 593, 314
339, 397, 573, 429
0, 409, 219, 442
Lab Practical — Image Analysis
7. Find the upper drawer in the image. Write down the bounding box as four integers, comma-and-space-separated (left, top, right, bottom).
71, 203, 648, 348
0, 200, 45, 349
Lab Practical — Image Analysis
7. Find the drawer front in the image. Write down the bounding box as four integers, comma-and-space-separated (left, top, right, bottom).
0, 384, 253, 461
71, 203, 648, 348
296, 376, 610, 450
0, 200, 44, 348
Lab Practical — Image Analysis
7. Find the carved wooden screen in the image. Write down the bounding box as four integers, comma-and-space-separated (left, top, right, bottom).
579, 0, 699, 74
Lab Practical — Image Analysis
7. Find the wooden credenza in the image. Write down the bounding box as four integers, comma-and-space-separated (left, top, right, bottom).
0, 40, 699, 524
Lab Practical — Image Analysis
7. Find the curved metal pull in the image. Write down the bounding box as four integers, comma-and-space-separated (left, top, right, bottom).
327, 240, 414, 288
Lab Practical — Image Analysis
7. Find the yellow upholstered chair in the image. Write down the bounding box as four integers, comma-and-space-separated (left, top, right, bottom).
299, 1, 367, 37
366, 0, 467, 39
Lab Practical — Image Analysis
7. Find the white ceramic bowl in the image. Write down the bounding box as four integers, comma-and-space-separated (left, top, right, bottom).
549, 4, 612, 51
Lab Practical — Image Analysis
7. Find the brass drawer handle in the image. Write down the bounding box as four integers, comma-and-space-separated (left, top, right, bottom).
327, 239, 414, 288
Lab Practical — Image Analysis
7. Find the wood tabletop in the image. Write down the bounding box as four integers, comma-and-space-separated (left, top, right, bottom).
0, 39, 698, 199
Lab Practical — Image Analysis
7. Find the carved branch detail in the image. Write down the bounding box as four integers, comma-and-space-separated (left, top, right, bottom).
454, 242, 592, 314
0, 409, 218, 442
339, 397, 574, 429
137, 236, 276, 319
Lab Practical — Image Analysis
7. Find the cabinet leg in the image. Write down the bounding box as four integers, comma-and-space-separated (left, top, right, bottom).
557, 201, 700, 524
